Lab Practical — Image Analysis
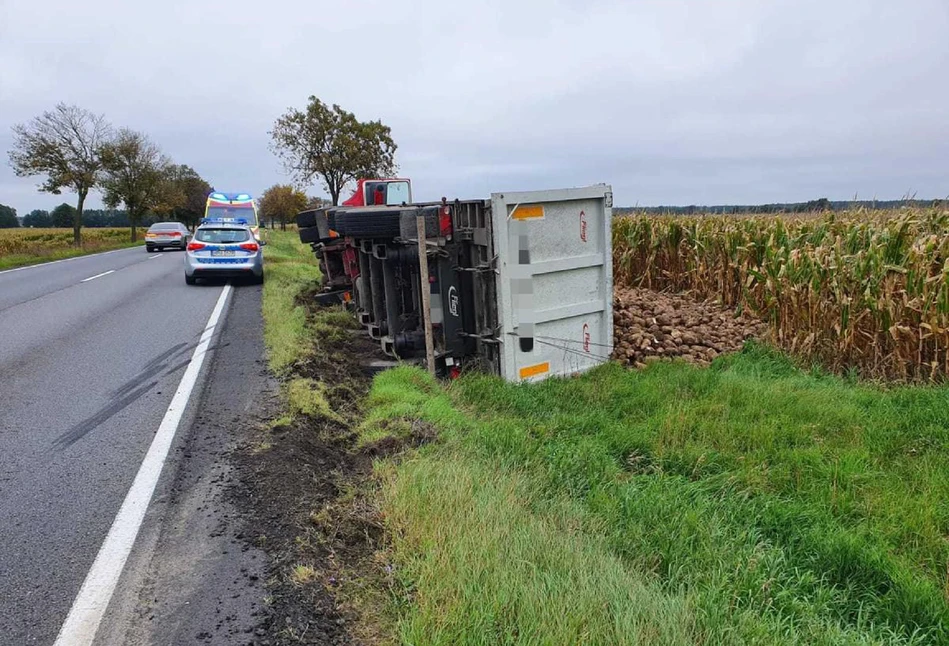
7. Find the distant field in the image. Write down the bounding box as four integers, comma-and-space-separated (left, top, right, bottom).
0, 228, 142, 270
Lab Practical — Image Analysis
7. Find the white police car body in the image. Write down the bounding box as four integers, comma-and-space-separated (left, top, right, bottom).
185, 218, 264, 285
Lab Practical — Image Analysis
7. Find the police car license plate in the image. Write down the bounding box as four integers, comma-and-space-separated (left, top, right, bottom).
211, 250, 235, 257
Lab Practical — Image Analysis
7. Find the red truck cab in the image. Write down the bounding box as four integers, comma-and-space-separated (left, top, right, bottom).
342, 178, 412, 207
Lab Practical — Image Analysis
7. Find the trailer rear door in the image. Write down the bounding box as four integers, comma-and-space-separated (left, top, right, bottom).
491, 185, 613, 382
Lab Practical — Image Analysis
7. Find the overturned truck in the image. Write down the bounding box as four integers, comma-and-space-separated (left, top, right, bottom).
297, 182, 614, 382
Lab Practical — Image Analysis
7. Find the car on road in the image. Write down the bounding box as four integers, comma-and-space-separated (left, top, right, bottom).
185, 218, 264, 285
145, 222, 191, 252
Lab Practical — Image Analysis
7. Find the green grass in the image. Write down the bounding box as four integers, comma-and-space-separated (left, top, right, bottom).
0, 227, 143, 270
286, 377, 340, 422
261, 229, 323, 375
366, 348, 949, 645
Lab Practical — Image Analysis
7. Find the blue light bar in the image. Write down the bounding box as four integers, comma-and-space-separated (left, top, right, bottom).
201, 217, 248, 225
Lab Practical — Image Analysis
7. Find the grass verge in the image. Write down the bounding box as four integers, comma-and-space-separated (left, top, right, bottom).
364, 348, 949, 645
261, 229, 323, 375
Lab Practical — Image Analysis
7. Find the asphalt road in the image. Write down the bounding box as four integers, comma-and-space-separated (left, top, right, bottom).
0, 247, 258, 644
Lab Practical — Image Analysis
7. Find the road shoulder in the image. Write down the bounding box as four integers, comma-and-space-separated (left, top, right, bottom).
96, 283, 274, 645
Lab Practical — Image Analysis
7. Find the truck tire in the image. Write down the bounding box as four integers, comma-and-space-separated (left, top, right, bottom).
334, 209, 403, 238
399, 206, 441, 239
296, 210, 318, 228
299, 226, 323, 244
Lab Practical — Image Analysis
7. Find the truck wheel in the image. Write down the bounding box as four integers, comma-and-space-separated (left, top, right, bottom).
334, 209, 403, 238
399, 206, 441, 239
299, 226, 323, 244
296, 210, 318, 228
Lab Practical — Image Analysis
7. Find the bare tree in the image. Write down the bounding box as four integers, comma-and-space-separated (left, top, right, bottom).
8, 103, 112, 246
100, 129, 171, 242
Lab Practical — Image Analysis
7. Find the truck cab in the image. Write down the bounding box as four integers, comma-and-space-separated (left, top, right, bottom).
342, 179, 412, 207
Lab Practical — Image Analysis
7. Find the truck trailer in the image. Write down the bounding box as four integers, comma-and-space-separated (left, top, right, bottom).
297, 183, 614, 383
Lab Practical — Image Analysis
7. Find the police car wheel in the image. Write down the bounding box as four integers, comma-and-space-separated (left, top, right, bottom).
185, 273, 196, 285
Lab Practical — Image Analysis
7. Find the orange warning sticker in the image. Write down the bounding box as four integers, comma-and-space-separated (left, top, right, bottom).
511, 205, 545, 220
519, 361, 550, 379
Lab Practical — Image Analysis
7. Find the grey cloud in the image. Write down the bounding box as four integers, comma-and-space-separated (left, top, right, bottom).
1, 0, 948, 217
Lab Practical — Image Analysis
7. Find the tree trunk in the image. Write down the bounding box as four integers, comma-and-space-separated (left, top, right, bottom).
74, 190, 86, 247
281, 214, 286, 231
130, 214, 138, 242
330, 187, 340, 206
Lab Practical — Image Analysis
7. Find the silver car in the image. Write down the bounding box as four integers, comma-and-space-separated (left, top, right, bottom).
184, 219, 264, 285
145, 221, 191, 252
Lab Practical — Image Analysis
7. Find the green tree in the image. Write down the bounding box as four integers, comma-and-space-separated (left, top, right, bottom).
155, 164, 212, 231
52, 203, 77, 227
269, 96, 397, 205
100, 129, 171, 242
258, 184, 308, 230
8, 103, 112, 246
0, 204, 18, 228
22, 209, 52, 228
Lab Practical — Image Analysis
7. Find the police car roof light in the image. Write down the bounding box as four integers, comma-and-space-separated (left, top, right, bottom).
201, 217, 248, 225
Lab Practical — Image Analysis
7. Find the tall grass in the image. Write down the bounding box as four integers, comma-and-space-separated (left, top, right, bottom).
261, 229, 322, 375
368, 351, 949, 644
613, 209, 949, 380
0, 227, 142, 270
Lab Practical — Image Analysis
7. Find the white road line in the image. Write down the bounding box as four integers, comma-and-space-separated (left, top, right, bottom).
54, 284, 232, 646
147, 254, 161, 260
0, 247, 136, 276
79, 270, 115, 283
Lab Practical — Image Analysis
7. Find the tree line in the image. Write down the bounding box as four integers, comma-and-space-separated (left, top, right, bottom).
5, 103, 212, 244
4, 95, 400, 238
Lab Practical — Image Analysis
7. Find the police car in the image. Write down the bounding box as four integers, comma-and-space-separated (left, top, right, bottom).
185, 218, 265, 285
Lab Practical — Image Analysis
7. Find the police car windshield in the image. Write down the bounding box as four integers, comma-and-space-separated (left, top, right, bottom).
196, 228, 250, 243
206, 207, 257, 225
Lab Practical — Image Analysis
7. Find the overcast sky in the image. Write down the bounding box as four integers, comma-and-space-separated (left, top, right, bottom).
2, 0, 948, 216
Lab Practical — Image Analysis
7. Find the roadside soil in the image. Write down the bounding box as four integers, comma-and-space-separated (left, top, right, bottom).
228, 308, 399, 645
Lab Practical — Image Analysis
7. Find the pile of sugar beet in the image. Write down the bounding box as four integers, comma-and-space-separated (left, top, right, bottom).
611, 288, 766, 368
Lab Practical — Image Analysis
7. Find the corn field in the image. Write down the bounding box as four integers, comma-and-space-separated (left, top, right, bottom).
613, 209, 949, 381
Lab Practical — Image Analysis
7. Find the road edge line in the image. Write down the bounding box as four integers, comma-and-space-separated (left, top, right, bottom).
53, 283, 233, 646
